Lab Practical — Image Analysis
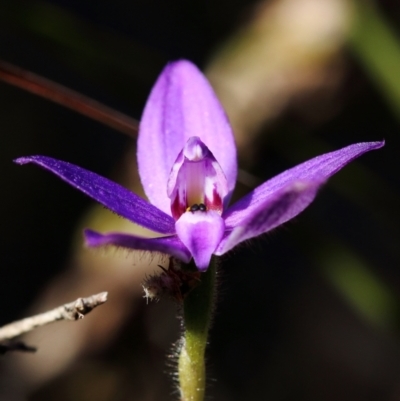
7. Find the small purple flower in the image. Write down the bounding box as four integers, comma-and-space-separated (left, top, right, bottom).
15, 61, 383, 271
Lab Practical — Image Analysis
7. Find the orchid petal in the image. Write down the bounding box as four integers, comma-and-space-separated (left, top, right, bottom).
216, 180, 322, 255
138, 60, 237, 214
223, 141, 384, 229
85, 229, 191, 263
175, 211, 225, 271
15, 156, 176, 234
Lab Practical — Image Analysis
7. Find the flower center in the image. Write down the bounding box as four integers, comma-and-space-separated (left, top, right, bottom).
167, 136, 229, 220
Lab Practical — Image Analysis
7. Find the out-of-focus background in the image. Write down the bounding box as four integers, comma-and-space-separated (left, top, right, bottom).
0, 0, 399, 400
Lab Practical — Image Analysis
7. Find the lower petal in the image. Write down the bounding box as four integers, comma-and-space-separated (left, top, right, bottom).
84, 229, 191, 263
216, 180, 321, 255
175, 211, 225, 271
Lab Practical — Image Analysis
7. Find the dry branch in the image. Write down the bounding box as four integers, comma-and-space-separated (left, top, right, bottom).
0, 292, 108, 343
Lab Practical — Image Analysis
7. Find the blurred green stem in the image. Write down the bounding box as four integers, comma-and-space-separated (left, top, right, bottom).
178, 258, 216, 401
349, 0, 400, 117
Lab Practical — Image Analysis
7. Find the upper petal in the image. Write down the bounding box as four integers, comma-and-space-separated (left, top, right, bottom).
216, 180, 321, 255
15, 156, 176, 234
138, 60, 237, 215
223, 141, 384, 229
175, 210, 225, 271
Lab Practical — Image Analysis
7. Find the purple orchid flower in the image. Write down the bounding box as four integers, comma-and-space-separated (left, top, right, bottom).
15, 61, 383, 271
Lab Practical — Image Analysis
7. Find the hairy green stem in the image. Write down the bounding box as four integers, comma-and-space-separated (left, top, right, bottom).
178, 258, 217, 401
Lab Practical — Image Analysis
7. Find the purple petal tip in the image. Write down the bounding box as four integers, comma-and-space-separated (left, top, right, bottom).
84, 229, 101, 247
14, 156, 33, 165
370, 140, 385, 149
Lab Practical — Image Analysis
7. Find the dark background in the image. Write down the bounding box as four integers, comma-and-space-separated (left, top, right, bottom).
0, 0, 400, 400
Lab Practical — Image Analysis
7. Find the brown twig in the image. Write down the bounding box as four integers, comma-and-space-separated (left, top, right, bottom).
0, 292, 108, 342
0, 61, 139, 137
